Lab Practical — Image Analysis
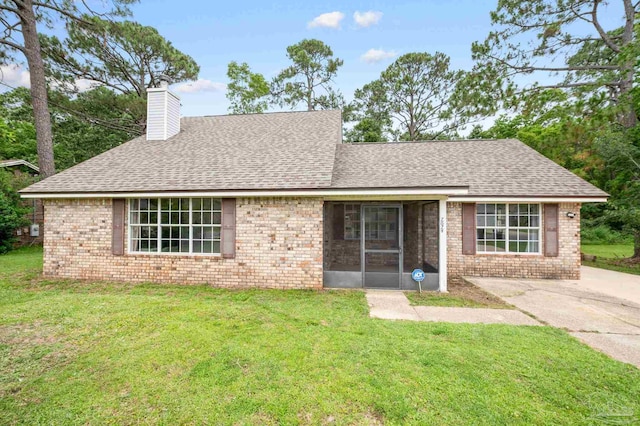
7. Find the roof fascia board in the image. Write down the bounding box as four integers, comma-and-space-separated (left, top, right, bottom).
0, 159, 40, 173
450, 196, 608, 203
20, 187, 469, 199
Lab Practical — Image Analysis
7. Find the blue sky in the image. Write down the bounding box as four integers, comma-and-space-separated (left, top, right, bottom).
0, 0, 625, 120
128, 0, 501, 117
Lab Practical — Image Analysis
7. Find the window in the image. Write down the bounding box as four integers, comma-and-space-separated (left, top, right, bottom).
344, 204, 397, 241
363, 206, 397, 241
129, 198, 222, 254
344, 204, 361, 240
476, 203, 540, 254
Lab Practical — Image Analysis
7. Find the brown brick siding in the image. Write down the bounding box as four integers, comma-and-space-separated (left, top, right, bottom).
447, 202, 581, 280
422, 202, 439, 270
43, 197, 324, 289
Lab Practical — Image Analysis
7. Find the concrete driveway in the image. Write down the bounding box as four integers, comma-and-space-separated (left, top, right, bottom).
467, 266, 640, 368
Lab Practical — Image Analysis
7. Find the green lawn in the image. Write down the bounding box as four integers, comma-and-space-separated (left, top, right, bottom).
581, 243, 640, 276
581, 244, 634, 259
1, 248, 639, 424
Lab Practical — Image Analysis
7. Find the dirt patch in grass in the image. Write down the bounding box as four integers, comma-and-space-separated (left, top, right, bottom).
406, 279, 511, 309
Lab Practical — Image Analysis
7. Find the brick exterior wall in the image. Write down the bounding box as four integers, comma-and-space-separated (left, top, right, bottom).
43, 197, 324, 289
422, 202, 439, 270
447, 202, 581, 280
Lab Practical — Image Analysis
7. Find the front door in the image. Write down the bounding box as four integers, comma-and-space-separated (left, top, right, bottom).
362, 205, 402, 289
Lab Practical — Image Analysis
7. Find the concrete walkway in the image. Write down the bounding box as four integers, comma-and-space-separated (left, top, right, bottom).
365, 290, 540, 326
468, 270, 640, 368
567, 266, 640, 305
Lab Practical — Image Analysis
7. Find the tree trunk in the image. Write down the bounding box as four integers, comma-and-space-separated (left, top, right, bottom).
619, 64, 637, 128
633, 230, 640, 259
17, 0, 56, 178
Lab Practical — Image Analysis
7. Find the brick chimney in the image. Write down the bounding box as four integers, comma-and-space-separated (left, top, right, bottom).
146, 75, 180, 141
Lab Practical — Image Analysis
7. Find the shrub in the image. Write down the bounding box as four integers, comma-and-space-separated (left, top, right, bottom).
581, 224, 632, 245
0, 170, 29, 254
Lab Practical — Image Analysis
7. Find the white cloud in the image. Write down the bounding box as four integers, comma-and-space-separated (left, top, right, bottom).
0, 64, 31, 88
0, 65, 101, 93
73, 79, 100, 92
307, 11, 345, 29
354, 11, 383, 28
173, 79, 226, 94
361, 48, 397, 64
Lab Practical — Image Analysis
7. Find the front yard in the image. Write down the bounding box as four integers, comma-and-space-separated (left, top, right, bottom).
1, 247, 639, 424
581, 243, 640, 275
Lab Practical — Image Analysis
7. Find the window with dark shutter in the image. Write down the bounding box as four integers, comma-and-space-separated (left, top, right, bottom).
544, 204, 559, 257
112, 199, 125, 255
221, 198, 236, 259
462, 203, 476, 255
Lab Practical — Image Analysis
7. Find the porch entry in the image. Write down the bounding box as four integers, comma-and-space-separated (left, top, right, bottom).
363, 205, 401, 289
323, 201, 440, 290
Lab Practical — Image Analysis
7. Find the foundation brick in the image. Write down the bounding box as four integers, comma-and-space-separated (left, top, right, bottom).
43, 197, 324, 289
447, 202, 581, 280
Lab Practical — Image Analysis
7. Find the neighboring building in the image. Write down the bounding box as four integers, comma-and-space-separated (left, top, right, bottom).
1, 159, 43, 246
20, 81, 608, 291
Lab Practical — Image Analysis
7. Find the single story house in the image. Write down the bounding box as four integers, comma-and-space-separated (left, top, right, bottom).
20, 80, 608, 291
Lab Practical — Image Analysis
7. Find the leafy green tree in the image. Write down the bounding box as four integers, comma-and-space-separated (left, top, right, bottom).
0, 170, 30, 254
41, 16, 199, 132
0, 0, 137, 177
271, 39, 344, 111
51, 87, 138, 169
594, 126, 640, 257
226, 61, 270, 114
0, 86, 134, 171
0, 111, 37, 164
346, 80, 391, 142
471, 0, 638, 128
350, 52, 466, 141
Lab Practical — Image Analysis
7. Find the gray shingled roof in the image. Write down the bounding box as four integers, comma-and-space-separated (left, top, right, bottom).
331, 139, 607, 197
21, 109, 607, 198
22, 110, 342, 193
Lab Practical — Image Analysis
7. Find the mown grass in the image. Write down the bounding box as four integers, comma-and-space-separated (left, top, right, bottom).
581, 243, 640, 276
1, 247, 639, 424
581, 244, 634, 259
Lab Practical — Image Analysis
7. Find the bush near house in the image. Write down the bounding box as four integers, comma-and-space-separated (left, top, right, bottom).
581, 224, 632, 245
0, 170, 29, 253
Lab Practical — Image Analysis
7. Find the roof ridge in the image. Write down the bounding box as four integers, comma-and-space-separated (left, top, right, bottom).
340, 138, 517, 146
184, 109, 342, 119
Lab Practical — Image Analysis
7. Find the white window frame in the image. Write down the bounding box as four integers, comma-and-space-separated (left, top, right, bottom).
476, 203, 542, 255
128, 198, 222, 256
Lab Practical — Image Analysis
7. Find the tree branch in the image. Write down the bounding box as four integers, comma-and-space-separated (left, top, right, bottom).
0, 37, 25, 52
32, 1, 92, 25
591, 0, 620, 53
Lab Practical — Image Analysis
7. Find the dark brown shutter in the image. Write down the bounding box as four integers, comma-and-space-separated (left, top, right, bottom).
332, 203, 344, 240
112, 199, 125, 256
222, 198, 236, 258
544, 204, 559, 257
462, 203, 476, 255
